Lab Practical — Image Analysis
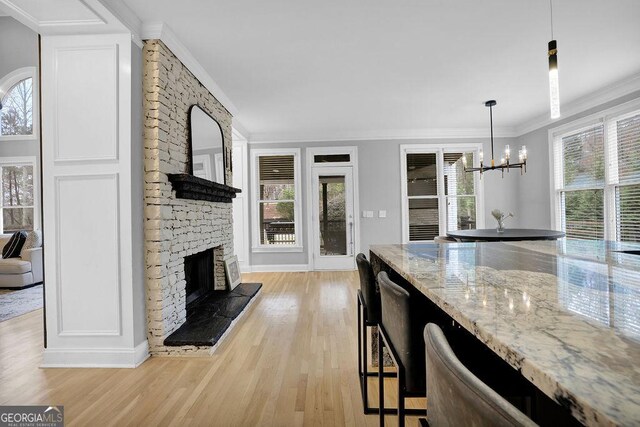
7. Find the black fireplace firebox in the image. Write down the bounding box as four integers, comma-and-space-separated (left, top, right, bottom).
184, 248, 215, 310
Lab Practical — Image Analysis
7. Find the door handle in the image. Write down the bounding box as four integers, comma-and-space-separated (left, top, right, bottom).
349, 221, 354, 256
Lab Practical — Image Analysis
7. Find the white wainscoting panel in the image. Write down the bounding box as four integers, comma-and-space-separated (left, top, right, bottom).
55, 174, 121, 336
54, 45, 118, 162
41, 34, 147, 367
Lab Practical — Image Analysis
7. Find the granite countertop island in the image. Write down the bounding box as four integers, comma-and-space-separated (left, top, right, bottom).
370, 240, 640, 427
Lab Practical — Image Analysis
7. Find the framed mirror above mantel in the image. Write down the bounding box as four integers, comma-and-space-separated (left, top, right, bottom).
168, 104, 241, 203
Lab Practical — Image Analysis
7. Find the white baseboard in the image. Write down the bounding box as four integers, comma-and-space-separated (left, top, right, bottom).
41, 340, 150, 368
247, 264, 310, 272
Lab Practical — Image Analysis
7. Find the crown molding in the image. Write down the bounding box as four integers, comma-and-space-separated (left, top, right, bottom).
95, 0, 143, 47
515, 72, 640, 136
232, 121, 250, 141
248, 127, 517, 144
141, 21, 239, 118
0, 0, 108, 33
0, 0, 46, 31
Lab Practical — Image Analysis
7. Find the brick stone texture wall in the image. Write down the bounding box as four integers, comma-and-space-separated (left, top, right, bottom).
143, 39, 234, 355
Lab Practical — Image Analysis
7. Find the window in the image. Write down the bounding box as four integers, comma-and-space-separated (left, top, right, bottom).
0, 160, 36, 233
552, 102, 640, 242
0, 67, 37, 139
251, 149, 302, 251
553, 124, 605, 239
401, 146, 481, 242
611, 113, 640, 242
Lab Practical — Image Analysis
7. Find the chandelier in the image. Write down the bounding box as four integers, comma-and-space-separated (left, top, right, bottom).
464, 100, 527, 178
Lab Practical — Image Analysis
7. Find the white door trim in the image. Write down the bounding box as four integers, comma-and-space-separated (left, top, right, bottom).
232, 137, 250, 270
306, 146, 359, 270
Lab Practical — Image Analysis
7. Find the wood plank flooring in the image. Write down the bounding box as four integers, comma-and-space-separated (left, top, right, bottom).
0, 271, 425, 426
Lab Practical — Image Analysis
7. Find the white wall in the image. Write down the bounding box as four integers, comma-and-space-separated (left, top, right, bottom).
40, 34, 148, 367
246, 136, 520, 268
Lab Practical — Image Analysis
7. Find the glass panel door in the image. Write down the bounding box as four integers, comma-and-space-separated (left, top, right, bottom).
318, 175, 347, 256
312, 166, 354, 270
406, 152, 439, 241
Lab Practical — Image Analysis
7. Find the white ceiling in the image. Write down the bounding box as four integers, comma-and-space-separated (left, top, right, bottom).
5, 0, 640, 141
122, 0, 640, 140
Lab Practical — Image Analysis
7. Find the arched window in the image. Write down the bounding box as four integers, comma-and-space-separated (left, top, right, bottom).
1, 78, 33, 136
0, 67, 37, 139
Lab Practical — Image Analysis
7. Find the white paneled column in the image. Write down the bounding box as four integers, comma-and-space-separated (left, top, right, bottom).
232, 138, 249, 270
41, 34, 148, 367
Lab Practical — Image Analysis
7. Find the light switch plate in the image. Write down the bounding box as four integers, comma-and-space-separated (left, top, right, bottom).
379, 210, 387, 218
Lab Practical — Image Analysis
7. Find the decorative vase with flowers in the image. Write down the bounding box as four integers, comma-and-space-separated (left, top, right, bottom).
491, 209, 514, 233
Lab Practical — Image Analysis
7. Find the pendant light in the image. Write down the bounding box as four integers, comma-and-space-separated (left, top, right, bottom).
548, 0, 560, 119
464, 101, 527, 178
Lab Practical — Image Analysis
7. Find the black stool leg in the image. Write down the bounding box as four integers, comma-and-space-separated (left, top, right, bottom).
363, 311, 369, 411
379, 331, 385, 427
357, 296, 362, 381
398, 371, 405, 427
358, 292, 397, 415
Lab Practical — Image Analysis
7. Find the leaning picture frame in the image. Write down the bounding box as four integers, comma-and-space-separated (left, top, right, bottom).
225, 255, 241, 290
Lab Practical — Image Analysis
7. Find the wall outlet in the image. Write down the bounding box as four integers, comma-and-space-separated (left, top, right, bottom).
379, 210, 387, 218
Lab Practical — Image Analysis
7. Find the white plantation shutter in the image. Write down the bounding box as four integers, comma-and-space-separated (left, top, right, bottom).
554, 106, 640, 242
406, 153, 439, 241
562, 125, 605, 190
608, 112, 640, 242
615, 185, 640, 241
555, 124, 605, 240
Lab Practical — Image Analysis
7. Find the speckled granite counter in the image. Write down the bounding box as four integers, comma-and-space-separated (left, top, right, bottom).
370, 240, 640, 427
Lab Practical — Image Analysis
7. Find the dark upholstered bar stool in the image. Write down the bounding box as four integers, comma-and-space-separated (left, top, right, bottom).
377, 271, 428, 427
423, 323, 537, 427
356, 253, 396, 414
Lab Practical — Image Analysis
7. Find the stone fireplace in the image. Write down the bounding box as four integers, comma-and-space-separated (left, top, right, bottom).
143, 40, 237, 355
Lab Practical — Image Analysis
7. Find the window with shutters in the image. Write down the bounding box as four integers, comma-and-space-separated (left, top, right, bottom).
251, 149, 302, 251
610, 112, 640, 242
551, 103, 640, 242
401, 145, 481, 242
553, 124, 605, 239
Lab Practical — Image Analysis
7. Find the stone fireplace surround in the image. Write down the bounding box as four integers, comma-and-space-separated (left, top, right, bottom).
143, 39, 241, 356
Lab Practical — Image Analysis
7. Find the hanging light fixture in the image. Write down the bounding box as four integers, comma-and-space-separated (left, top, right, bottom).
548, 0, 560, 119
464, 100, 527, 178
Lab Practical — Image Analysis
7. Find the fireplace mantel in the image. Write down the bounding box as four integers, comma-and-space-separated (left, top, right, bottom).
167, 174, 241, 203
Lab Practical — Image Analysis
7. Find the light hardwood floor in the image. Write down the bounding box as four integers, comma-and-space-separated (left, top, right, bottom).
0, 271, 424, 426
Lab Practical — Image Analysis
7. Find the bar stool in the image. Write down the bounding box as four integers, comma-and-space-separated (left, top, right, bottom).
356, 253, 396, 414
378, 271, 428, 427
423, 323, 537, 427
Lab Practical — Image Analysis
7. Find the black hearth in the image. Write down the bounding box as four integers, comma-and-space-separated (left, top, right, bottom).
164, 283, 262, 347
185, 248, 215, 311
169, 248, 263, 349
